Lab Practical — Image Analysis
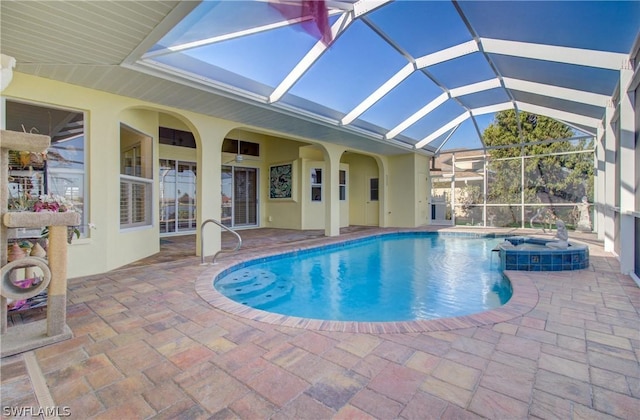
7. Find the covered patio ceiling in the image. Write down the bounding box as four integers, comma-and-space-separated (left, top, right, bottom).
2, 1, 639, 155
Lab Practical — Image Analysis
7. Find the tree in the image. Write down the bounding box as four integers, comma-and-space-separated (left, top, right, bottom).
483, 110, 594, 226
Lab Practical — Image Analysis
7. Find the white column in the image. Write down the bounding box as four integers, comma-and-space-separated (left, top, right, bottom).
618, 68, 636, 274
595, 123, 606, 240
379, 159, 390, 228
196, 130, 224, 257
323, 145, 343, 237
603, 101, 617, 253
451, 155, 456, 226
521, 154, 525, 229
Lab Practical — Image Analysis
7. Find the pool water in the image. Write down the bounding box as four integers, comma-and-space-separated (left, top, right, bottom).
215, 233, 513, 322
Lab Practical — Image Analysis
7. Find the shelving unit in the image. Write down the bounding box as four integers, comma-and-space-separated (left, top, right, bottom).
1, 129, 80, 357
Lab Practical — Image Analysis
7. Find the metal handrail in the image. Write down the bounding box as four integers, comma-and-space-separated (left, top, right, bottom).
200, 219, 242, 265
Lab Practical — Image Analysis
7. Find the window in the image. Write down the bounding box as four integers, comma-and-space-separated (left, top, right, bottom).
5, 101, 89, 237
222, 138, 259, 156
120, 124, 152, 229
370, 178, 379, 201
159, 127, 196, 148
121, 144, 143, 177
311, 168, 322, 201
339, 170, 347, 201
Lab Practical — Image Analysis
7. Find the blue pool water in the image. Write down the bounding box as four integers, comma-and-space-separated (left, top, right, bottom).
214, 233, 513, 322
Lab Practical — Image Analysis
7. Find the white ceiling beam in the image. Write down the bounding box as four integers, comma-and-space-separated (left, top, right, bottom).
449, 78, 501, 97
503, 77, 609, 107
385, 92, 448, 139
341, 62, 415, 125
415, 111, 470, 149
325, 1, 355, 11
151, 22, 299, 57
627, 62, 640, 92
145, 9, 345, 59
415, 40, 478, 69
470, 102, 513, 116
562, 121, 597, 137
434, 123, 460, 155
517, 103, 600, 128
352, 0, 394, 17
481, 38, 628, 70
269, 12, 353, 103
383, 78, 502, 140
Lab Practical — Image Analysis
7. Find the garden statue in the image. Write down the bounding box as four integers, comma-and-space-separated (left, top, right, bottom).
576, 196, 592, 232
546, 220, 569, 249
530, 207, 554, 232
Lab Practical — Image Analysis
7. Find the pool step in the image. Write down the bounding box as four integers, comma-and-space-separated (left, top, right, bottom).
216, 268, 292, 304
240, 282, 293, 309
216, 268, 276, 289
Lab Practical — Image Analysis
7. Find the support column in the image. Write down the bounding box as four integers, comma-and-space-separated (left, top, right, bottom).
323, 145, 344, 237
377, 157, 389, 228
193, 121, 231, 259
603, 101, 617, 253
618, 67, 636, 274
595, 123, 606, 241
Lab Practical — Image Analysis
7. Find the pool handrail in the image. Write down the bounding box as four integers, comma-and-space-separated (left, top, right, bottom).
200, 219, 242, 265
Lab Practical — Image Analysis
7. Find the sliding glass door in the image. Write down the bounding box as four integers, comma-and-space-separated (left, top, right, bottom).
159, 159, 196, 234
221, 166, 258, 228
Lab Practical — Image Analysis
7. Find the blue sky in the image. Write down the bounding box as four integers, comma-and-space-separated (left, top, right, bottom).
148, 0, 639, 151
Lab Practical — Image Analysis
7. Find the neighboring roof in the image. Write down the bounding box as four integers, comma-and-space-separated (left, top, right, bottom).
2, 1, 639, 156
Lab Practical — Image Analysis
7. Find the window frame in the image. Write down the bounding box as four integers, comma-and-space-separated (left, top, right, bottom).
222, 138, 260, 157
120, 123, 153, 230
339, 169, 347, 201
4, 99, 90, 238
311, 168, 322, 202
370, 177, 379, 201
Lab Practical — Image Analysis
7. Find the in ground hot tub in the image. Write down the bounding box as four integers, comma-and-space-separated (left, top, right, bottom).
498, 237, 589, 271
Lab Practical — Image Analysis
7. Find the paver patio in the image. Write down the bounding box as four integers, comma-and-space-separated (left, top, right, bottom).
2, 227, 639, 419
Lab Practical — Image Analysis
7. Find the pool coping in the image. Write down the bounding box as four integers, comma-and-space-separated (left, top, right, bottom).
195, 230, 540, 333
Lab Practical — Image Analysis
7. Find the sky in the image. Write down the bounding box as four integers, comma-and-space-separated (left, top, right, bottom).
146, 0, 639, 152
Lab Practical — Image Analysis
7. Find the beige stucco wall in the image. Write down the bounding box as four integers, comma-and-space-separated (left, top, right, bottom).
261, 135, 305, 229
3, 72, 430, 277
301, 159, 325, 230
387, 154, 431, 227
342, 153, 380, 226
159, 143, 197, 162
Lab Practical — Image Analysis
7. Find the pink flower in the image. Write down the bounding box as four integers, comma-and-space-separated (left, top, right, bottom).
32, 194, 71, 212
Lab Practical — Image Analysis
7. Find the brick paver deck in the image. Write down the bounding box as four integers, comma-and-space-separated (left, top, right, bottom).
2, 227, 639, 419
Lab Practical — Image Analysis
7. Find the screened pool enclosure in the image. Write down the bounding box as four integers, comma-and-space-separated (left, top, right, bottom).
430, 118, 596, 229
1, 0, 638, 281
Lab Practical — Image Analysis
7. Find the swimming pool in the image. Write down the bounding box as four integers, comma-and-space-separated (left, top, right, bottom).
214, 233, 512, 322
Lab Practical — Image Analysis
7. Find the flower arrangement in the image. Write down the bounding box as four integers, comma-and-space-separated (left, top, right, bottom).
7, 193, 95, 243
32, 194, 74, 213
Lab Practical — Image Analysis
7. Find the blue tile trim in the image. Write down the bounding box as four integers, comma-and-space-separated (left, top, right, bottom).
497, 237, 589, 272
